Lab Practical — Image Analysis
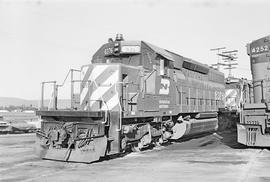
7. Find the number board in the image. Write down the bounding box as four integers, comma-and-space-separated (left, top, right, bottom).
251, 45, 269, 55
104, 47, 113, 56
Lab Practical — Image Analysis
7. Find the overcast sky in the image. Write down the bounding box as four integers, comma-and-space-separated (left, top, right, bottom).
0, 0, 269, 100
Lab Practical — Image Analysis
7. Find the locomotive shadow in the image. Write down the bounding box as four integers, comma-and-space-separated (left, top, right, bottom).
100, 130, 248, 163
216, 129, 247, 149
99, 131, 242, 163
170, 129, 247, 149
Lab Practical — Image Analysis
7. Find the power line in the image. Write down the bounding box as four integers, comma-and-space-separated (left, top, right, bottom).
210, 47, 226, 70
217, 50, 238, 78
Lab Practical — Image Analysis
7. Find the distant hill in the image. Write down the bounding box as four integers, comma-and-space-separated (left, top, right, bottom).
0, 97, 70, 108
0, 97, 38, 107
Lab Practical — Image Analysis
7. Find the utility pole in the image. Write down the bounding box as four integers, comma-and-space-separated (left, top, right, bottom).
210, 47, 226, 70
218, 50, 238, 78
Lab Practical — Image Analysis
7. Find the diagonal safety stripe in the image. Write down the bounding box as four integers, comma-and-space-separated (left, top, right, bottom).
81, 65, 109, 94
80, 86, 89, 104
80, 85, 89, 104
80, 65, 109, 104
80, 66, 91, 105
80, 66, 117, 107
81, 66, 92, 90
226, 89, 237, 98
90, 85, 116, 110
89, 65, 109, 81
101, 93, 120, 111
100, 85, 117, 102
225, 89, 234, 96
90, 69, 119, 106
93, 67, 117, 87
226, 98, 236, 106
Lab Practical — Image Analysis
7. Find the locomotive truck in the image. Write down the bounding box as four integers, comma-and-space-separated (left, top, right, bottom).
36, 34, 225, 163
238, 35, 270, 146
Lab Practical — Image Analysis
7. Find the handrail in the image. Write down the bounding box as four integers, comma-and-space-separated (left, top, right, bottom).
58, 69, 71, 87
42, 81, 57, 84
115, 83, 123, 132
48, 90, 54, 110
121, 81, 140, 102
58, 69, 80, 87
40, 68, 81, 110
144, 69, 157, 82
41, 81, 57, 110
114, 83, 123, 112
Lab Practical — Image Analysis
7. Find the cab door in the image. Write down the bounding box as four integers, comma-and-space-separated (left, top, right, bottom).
142, 69, 159, 112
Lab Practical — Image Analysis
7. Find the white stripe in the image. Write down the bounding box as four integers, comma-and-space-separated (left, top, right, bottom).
80, 65, 109, 105
89, 65, 109, 81
81, 66, 89, 79
80, 83, 89, 104
101, 93, 119, 110
226, 98, 236, 106
80, 66, 90, 104
225, 89, 237, 97
90, 70, 119, 106
225, 89, 234, 94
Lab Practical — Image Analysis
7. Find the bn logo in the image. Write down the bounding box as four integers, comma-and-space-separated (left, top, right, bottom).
159, 79, 170, 95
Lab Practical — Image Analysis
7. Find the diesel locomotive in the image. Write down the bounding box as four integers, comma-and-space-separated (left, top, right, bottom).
36, 34, 225, 163
238, 35, 270, 146
224, 77, 252, 111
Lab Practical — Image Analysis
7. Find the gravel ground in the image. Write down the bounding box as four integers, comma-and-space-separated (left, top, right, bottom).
0, 131, 269, 182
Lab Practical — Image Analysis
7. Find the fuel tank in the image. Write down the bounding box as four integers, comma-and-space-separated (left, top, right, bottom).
171, 118, 218, 139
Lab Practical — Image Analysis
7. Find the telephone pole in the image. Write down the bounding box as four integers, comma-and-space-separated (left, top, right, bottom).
210, 47, 226, 70
218, 50, 238, 78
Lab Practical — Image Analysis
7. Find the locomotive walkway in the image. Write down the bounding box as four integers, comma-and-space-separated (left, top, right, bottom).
0, 132, 269, 182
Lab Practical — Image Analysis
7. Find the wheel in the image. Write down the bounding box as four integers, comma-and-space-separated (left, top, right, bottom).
121, 138, 127, 152
154, 137, 163, 146
131, 143, 142, 152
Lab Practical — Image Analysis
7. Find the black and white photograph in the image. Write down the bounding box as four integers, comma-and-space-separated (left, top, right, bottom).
0, 0, 270, 181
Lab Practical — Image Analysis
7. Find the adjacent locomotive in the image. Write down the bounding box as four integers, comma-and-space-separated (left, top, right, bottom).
36, 35, 225, 163
217, 77, 252, 131
238, 35, 270, 146
224, 77, 252, 111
